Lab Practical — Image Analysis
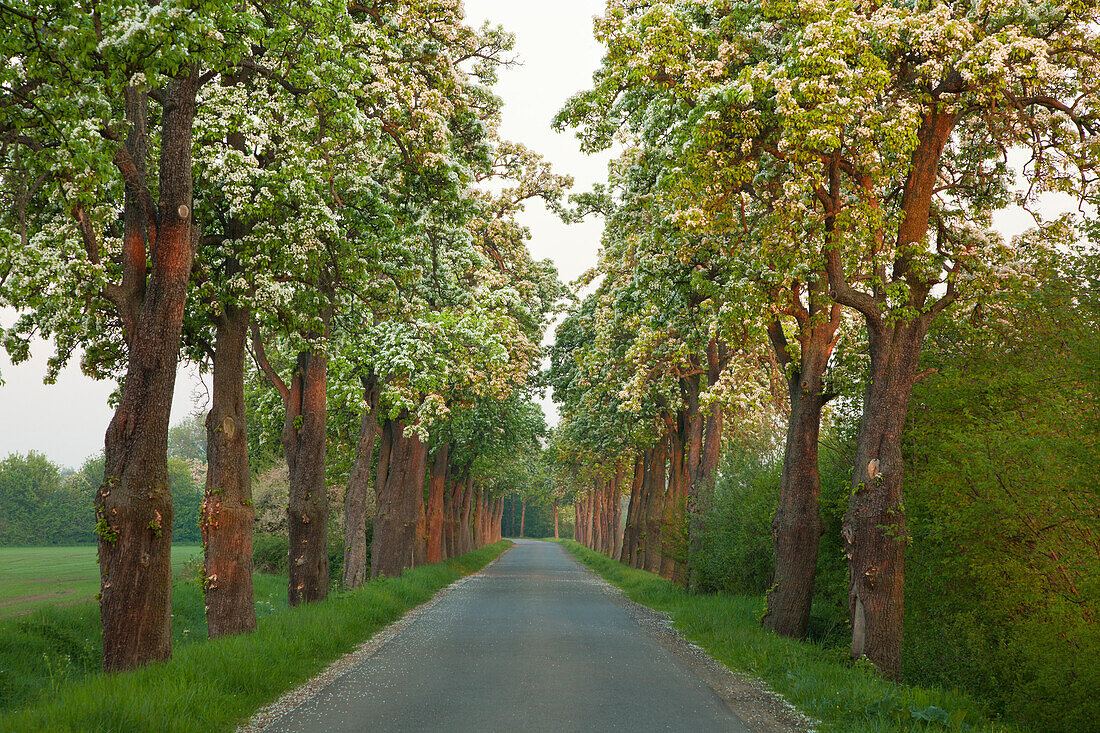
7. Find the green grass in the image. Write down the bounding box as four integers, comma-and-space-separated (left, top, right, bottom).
555, 540, 1020, 733
0, 545, 202, 617
0, 541, 512, 732
0, 565, 287, 715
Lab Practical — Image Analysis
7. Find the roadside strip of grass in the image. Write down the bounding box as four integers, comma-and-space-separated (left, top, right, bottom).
555, 540, 1018, 733
0, 541, 512, 733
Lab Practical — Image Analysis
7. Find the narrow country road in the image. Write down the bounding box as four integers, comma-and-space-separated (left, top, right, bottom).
265, 539, 752, 732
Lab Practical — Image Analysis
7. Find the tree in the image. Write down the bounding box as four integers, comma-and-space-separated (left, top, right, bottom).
559, 0, 1100, 677
0, 0, 251, 671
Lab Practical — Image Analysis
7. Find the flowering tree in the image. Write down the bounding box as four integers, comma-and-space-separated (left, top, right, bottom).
0, 0, 255, 670
562, 0, 1099, 677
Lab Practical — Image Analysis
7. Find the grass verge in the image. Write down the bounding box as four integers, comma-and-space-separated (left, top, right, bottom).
0, 541, 512, 732
555, 540, 1018, 733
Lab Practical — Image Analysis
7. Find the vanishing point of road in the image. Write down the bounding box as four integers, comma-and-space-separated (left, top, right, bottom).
266, 539, 752, 732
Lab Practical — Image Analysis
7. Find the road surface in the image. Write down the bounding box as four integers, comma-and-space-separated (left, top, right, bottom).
266, 539, 751, 732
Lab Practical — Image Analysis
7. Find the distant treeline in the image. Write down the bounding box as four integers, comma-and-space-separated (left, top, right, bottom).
0, 450, 204, 546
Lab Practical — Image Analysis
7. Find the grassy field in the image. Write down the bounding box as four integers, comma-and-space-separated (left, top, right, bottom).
0, 541, 512, 732
0, 544, 202, 617
555, 540, 1020, 733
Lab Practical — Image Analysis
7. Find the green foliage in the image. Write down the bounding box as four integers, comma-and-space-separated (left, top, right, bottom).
695, 443, 781, 596
252, 531, 354, 587
0, 452, 85, 545
167, 415, 207, 463
0, 452, 203, 546
901, 247, 1100, 732
0, 542, 511, 731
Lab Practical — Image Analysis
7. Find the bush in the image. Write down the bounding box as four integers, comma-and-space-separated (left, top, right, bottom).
695, 443, 780, 595
251, 533, 288, 575
251, 529, 366, 587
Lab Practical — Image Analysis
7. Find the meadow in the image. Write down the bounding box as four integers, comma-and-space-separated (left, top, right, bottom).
0, 545, 202, 618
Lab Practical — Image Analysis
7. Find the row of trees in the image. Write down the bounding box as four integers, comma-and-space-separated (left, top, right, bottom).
0, 1, 560, 672
0, 451, 204, 546
552, 0, 1098, 681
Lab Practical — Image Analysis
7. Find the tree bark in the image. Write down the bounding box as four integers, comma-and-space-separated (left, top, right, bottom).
442, 479, 457, 559
96, 71, 199, 672
202, 296, 255, 637
342, 377, 379, 589
426, 443, 448, 563
762, 295, 839, 638
552, 500, 559, 539
612, 462, 625, 560
458, 474, 474, 554
643, 439, 667, 574
822, 111, 957, 679
621, 454, 643, 563
282, 343, 330, 605
843, 319, 928, 678
371, 416, 426, 578
519, 498, 526, 538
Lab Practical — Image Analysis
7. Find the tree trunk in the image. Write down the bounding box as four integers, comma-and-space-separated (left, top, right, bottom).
458, 474, 474, 554
519, 498, 526, 538
823, 110, 956, 679
426, 443, 448, 563
202, 298, 255, 638
612, 462, 625, 560
343, 377, 379, 589
661, 425, 683, 579
442, 479, 457, 559
553, 500, 559, 539
282, 344, 330, 605
621, 454, 642, 563
629, 451, 651, 567
371, 417, 426, 578
493, 498, 503, 542
844, 319, 928, 679
96, 71, 199, 672
762, 308, 836, 639
763, 376, 827, 638
644, 440, 667, 574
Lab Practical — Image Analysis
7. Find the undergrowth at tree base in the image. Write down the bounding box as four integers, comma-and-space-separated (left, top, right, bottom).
555, 540, 1019, 733
0, 541, 512, 732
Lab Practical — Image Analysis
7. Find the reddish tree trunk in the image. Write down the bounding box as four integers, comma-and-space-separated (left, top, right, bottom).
441, 481, 454, 559
371, 417, 426, 578
662, 426, 684, 580
471, 490, 482, 547
481, 493, 493, 545
519, 498, 526, 538
343, 377, 379, 589
412, 440, 429, 567
426, 443, 448, 563
282, 344, 330, 605
493, 498, 503, 542
621, 454, 643, 563
643, 440, 667, 574
202, 297, 255, 637
629, 451, 651, 567
612, 462, 625, 560
763, 376, 827, 638
458, 474, 474, 554
553, 500, 559, 538
96, 72, 199, 671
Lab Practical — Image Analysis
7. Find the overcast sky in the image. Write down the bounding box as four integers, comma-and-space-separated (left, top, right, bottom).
0, 1, 610, 468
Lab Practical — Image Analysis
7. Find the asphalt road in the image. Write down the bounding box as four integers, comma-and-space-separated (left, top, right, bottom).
266, 539, 751, 732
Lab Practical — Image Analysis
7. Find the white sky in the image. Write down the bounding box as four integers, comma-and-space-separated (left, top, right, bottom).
0, 1, 610, 468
